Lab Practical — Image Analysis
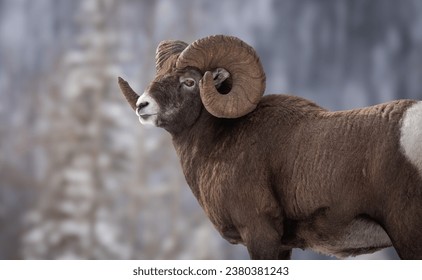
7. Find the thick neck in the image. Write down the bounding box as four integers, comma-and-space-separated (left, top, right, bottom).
169, 109, 229, 201
171, 107, 219, 147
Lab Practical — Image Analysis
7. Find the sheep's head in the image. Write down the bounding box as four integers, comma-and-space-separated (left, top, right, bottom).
118, 35, 266, 133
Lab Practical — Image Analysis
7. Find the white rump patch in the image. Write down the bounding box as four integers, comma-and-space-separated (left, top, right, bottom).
400, 102, 422, 176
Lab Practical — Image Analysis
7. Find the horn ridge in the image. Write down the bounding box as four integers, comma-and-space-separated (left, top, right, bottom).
155, 40, 188, 74
176, 35, 266, 118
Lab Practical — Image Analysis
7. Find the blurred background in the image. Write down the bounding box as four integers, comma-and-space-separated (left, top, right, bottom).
1, 0, 421, 260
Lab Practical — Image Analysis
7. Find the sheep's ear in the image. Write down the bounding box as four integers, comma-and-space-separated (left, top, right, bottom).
212, 68, 230, 88
118, 77, 139, 111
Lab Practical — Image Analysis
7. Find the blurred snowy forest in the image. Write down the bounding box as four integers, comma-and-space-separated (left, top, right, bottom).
1, 0, 422, 260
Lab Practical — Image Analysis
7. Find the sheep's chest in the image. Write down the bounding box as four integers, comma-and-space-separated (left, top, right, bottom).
197, 192, 244, 245
193, 163, 244, 244
176, 142, 255, 245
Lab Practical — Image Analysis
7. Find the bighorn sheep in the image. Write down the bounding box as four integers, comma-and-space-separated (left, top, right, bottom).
118, 35, 422, 259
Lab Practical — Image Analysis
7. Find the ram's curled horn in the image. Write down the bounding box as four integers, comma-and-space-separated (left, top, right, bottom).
155, 40, 188, 75
118, 77, 139, 111
176, 35, 266, 118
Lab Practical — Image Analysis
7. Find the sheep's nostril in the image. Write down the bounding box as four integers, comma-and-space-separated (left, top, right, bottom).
138, 101, 149, 109
136, 101, 150, 116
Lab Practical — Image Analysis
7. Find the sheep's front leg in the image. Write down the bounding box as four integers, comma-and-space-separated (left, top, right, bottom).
239, 219, 291, 260
248, 244, 292, 260
246, 233, 292, 259
225, 173, 290, 259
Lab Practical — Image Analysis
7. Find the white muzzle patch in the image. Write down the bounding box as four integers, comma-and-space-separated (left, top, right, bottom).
136, 93, 159, 126
400, 101, 422, 176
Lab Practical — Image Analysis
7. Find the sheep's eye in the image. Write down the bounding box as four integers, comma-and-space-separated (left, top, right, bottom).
183, 79, 195, 88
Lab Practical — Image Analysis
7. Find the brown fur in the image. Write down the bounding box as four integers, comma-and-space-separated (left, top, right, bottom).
170, 93, 422, 259
120, 65, 422, 259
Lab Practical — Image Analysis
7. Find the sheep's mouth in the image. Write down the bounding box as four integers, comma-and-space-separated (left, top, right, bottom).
140, 113, 157, 120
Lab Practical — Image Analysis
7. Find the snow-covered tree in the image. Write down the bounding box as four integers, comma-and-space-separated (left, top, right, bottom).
22, 0, 134, 259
